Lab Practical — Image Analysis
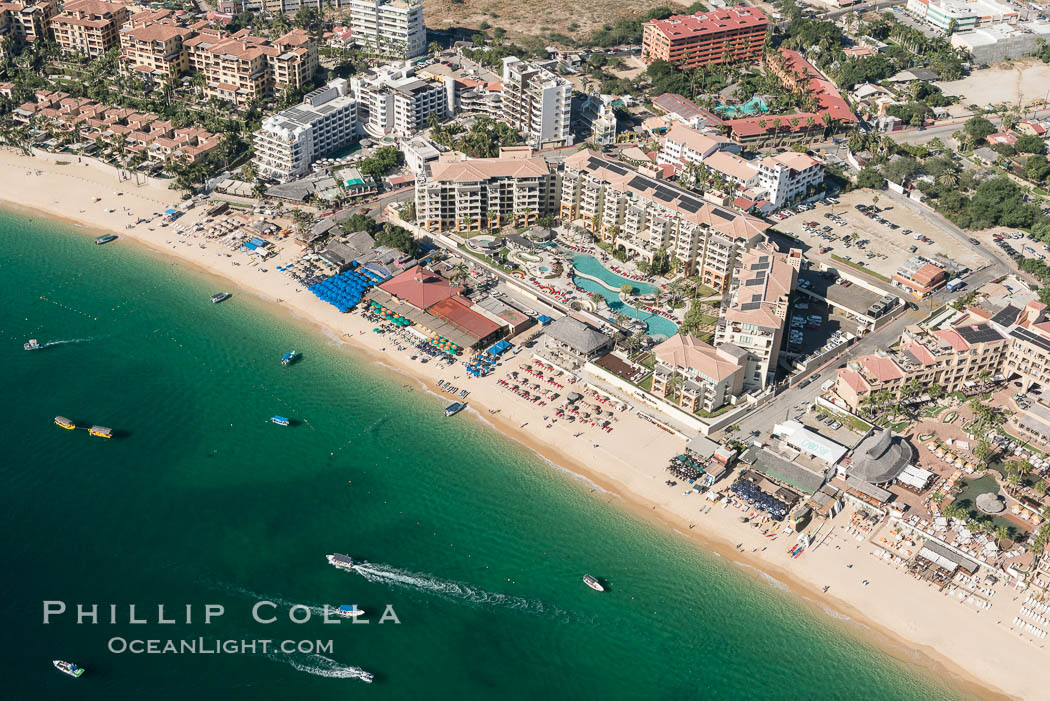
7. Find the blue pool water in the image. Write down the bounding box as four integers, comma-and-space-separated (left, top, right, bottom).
714, 96, 769, 117
570, 255, 677, 338
571, 255, 659, 295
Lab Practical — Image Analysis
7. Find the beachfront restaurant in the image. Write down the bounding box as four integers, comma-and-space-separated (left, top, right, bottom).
541, 316, 615, 369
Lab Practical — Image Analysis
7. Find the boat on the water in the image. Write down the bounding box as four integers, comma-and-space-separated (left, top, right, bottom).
271, 415, 290, 426
88, 426, 112, 439
334, 604, 365, 618
349, 667, 374, 683
281, 351, 298, 366
54, 416, 76, 430
211, 292, 231, 304
24, 339, 42, 350
583, 574, 604, 592
326, 553, 362, 570
53, 660, 85, 678
444, 402, 466, 417
95, 234, 118, 245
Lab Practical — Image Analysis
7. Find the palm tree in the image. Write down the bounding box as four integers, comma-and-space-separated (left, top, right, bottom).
448, 263, 469, 285
995, 525, 1011, 547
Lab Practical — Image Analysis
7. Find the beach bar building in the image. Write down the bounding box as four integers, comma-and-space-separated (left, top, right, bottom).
540, 316, 614, 369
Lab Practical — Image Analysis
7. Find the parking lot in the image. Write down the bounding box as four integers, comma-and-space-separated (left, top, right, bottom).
783, 293, 860, 358
976, 227, 1050, 267
773, 190, 988, 281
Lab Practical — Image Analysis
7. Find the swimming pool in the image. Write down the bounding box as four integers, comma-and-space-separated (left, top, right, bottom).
570, 255, 659, 295
569, 255, 677, 338
713, 96, 769, 117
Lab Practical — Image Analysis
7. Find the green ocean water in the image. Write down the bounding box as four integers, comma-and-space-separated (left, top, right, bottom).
0, 208, 973, 700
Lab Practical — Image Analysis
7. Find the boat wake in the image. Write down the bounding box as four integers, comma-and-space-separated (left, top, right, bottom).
348, 561, 566, 617
43, 337, 95, 347
269, 652, 373, 682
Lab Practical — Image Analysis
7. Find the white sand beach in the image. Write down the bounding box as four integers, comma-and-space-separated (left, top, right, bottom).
1, 146, 1044, 700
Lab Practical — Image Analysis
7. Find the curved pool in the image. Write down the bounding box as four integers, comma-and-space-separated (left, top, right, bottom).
570, 255, 678, 338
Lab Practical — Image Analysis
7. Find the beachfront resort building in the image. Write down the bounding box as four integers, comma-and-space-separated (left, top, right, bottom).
50, 0, 129, 58
714, 246, 800, 391
651, 334, 748, 412
0, 0, 58, 51
351, 64, 447, 138
347, 0, 426, 59
414, 151, 557, 233
560, 149, 769, 291
641, 6, 770, 70
252, 79, 359, 181
500, 57, 573, 149
659, 123, 740, 166
833, 322, 1008, 412
118, 10, 192, 82
575, 93, 621, 146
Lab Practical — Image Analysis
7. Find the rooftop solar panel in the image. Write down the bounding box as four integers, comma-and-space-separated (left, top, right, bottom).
956, 323, 1004, 345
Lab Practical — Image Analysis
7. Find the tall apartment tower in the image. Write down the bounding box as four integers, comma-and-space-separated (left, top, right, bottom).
500, 57, 573, 150
348, 0, 425, 59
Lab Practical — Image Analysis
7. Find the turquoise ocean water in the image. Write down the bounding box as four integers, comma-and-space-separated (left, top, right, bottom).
0, 209, 972, 699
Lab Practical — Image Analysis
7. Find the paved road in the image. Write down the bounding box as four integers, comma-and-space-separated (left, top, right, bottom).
733, 188, 1014, 438
889, 108, 1050, 145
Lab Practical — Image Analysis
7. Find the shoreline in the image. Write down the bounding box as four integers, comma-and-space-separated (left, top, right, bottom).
0, 148, 1030, 700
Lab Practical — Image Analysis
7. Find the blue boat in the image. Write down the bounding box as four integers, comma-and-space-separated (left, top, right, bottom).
271, 415, 290, 426
281, 351, 298, 366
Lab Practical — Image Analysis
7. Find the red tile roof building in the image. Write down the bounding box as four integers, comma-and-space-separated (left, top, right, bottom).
833, 322, 1006, 412
714, 49, 857, 146
0, 0, 58, 51
50, 0, 129, 58
641, 6, 769, 70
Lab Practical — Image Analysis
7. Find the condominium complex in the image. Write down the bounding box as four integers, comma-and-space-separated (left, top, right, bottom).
414, 152, 557, 233
183, 27, 317, 106
0, 0, 57, 51
659, 123, 739, 166
575, 93, 620, 146
351, 65, 447, 138
641, 6, 770, 70
560, 149, 769, 291
714, 246, 800, 391
501, 57, 573, 149
50, 0, 129, 58
13, 89, 221, 163
253, 79, 358, 181
659, 124, 824, 210
834, 322, 1008, 411
905, 0, 1019, 33
348, 0, 426, 59
119, 10, 191, 81
651, 333, 748, 412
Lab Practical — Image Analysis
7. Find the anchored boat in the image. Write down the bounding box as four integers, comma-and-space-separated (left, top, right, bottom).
583, 574, 605, 592
54, 416, 76, 430
270, 416, 290, 426
444, 402, 466, 417
211, 292, 231, 304
281, 351, 298, 366
24, 339, 42, 351
88, 426, 112, 439
52, 660, 85, 678
95, 234, 118, 245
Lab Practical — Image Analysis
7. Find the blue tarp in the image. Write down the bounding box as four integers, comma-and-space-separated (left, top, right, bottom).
537, 315, 552, 326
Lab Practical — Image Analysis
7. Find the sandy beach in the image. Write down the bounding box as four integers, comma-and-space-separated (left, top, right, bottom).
2, 147, 1045, 700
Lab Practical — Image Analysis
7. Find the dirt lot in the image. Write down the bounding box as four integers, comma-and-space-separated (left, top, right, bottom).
423, 0, 671, 41
773, 190, 989, 281
937, 59, 1050, 112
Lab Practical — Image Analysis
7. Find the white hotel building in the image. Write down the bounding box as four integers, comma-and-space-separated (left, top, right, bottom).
500, 57, 573, 149
348, 0, 426, 59
352, 65, 447, 138
252, 79, 358, 181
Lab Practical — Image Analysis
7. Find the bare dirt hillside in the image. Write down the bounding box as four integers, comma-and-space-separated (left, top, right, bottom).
422, 0, 686, 43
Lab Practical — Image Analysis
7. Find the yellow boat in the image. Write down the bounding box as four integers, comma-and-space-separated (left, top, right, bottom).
54, 416, 76, 430
88, 426, 113, 439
